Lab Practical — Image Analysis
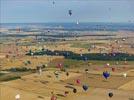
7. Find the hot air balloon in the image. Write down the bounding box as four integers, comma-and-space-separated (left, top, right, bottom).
66, 72, 69, 77
108, 92, 113, 98
64, 91, 69, 96
106, 63, 110, 67
15, 94, 20, 100
52, 1, 55, 5
77, 21, 79, 25
85, 69, 89, 73
112, 67, 115, 72
123, 73, 127, 78
76, 79, 81, 84
103, 71, 110, 79
73, 88, 77, 93
68, 10, 72, 16
82, 85, 88, 91
57, 63, 62, 69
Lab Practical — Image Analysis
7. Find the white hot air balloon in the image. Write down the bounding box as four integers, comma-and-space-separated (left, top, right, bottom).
77, 21, 79, 25
45, 64, 48, 67
106, 63, 110, 67
39, 67, 42, 75
123, 73, 127, 78
15, 94, 20, 100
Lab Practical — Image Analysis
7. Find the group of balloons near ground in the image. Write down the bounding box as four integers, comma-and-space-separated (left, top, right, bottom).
50, 62, 124, 100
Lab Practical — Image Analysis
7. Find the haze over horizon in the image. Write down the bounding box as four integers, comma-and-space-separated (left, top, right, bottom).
1, 0, 134, 23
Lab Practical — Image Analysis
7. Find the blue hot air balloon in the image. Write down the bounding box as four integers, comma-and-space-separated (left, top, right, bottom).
103, 71, 110, 79
82, 85, 88, 91
68, 10, 72, 16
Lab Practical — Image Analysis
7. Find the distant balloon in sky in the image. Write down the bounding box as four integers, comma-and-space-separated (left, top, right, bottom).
108, 8, 111, 11
68, 10, 72, 16
52, 1, 55, 5
77, 21, 79, 25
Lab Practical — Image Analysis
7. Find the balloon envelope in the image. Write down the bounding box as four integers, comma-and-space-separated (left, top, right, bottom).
68, 10, 72, 16
76, 79, 81, 84
112, 68, 115, 72
103, 72, 110, 79
108, 92, 113, 98
123, 73, 127, 78
15, 94, 20, 99
73, 88, 77, 93
85, 69, 88, 72
57, 63, 62, 69
83, 85, 88, 91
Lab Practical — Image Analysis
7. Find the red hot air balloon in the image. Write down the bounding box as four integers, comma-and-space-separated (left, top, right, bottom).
76, 79, 81, 84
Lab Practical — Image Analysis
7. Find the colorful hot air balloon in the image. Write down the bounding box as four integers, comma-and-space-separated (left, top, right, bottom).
57, 63, 62, 69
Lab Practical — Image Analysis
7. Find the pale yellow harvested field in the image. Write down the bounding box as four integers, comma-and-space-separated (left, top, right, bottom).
0, 71, 82, 100
64, 88, 134, 100
0, 70, 134, 100
0, 85, 51, 100
118, 80, 134, 91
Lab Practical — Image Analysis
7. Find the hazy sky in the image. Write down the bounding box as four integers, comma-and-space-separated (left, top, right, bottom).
1, 0, 134, 23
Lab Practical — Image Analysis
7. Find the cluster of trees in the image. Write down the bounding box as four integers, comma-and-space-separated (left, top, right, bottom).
26, 49, 134, 61
7, 67, 32, 72
3, 76, 21, 81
